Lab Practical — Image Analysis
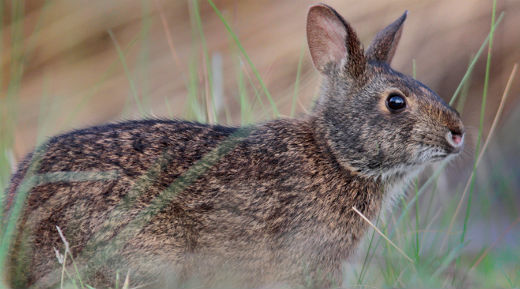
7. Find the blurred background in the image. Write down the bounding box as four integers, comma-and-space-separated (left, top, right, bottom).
1, 0, 519, 287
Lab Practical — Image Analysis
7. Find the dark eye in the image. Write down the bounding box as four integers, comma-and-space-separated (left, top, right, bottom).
386, 93, 407, 113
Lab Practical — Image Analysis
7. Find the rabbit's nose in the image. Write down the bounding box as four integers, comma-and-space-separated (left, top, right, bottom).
446, 129, 464, 150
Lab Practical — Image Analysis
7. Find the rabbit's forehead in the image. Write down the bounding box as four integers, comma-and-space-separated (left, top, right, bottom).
368, 64, 440, 100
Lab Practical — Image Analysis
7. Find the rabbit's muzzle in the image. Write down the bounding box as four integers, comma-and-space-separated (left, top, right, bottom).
442, 109, 465, 154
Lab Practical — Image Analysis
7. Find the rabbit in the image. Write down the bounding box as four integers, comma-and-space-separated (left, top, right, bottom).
4, 3, 465, 289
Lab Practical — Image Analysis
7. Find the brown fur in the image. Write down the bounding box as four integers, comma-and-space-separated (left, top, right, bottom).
4, 4, 464, 289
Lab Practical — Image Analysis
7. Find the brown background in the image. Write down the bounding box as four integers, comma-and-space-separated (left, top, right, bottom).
1, 0, 519, 161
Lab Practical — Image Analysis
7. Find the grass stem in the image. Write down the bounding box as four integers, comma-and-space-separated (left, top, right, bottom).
207, 0, 279, 117
353, 207, 414, 264
441, 63, 517, 251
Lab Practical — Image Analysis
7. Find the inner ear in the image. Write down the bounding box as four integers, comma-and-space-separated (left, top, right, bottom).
365, 11, 408, 64
306, 4, 365, 77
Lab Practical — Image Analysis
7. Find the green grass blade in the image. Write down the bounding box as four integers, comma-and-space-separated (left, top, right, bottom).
192, 0, 217, 123
459, 0, 498, 246
207, 0, 279, 118
235, 58, 253, 124
108, 30, 146, 117
357, 212, 381, 284
185, 54, 205, 122
391, 160, 448, 238
291, 44, 306, 117
412, 59, 416, 79
455, 56, 474, 114
0, 0, 25, 200
164, 96, 174, 118
0, 0, 3, 93
242, 59, 267, 115
183, 2, 205, 122
432, 241, 467, 278
60, 34, 141, 127
449, 12, 504, 106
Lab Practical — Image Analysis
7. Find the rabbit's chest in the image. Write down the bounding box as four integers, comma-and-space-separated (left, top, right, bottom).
381, 168, 422, 212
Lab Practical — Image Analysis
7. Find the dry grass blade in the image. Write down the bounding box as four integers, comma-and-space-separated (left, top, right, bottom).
440, 63, 518, 251
475, 63, 517, 173
201, 51, 215, 124
56, 226, 70, 251
56, 226, 69, 289
122, 270, 131, 289
352, 207, 414, 264
152, 0, 185, 72
107, 29, 145, 116
152, 0, 190, 97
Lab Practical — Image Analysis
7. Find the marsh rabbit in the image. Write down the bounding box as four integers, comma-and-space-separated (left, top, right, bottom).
4, 4, 464, 289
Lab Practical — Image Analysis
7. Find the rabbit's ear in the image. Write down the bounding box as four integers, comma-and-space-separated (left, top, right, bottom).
365, 11, 408, 64
307, 4, 365, 78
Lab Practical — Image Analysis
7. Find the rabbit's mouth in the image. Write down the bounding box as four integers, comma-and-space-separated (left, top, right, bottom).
429, 153, 448, 161
415, 144, 461, 165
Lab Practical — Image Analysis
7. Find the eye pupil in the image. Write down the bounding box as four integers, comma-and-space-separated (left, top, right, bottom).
386, 94, 406, 112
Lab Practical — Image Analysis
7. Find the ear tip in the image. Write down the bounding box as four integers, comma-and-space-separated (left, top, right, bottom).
391, 10, 408, 26
308, 3, 333, 14
401, 10, 409, 21
307, 3, 342, 24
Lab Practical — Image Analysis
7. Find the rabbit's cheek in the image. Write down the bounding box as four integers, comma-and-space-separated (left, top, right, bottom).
376, 97, 393, 116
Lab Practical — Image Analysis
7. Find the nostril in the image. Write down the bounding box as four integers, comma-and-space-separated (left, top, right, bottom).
446, 130, 464, 148
451, 132, 463, 145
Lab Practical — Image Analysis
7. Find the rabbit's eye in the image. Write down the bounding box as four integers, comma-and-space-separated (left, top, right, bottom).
386, 93, 407, 113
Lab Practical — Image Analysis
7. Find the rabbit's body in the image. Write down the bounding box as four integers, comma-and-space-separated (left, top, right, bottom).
5, 4, 465, 289
7, 118, 384, 288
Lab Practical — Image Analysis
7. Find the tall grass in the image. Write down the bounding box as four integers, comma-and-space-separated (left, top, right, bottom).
0, 0, 518, 288
459, 0, 498, 247
207, 0, 280, 118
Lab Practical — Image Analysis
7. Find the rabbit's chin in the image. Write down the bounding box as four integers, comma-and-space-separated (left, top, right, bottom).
378, 147, 461, 213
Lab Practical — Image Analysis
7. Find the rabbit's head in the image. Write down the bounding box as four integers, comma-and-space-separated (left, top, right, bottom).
307, 4, 464, 178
